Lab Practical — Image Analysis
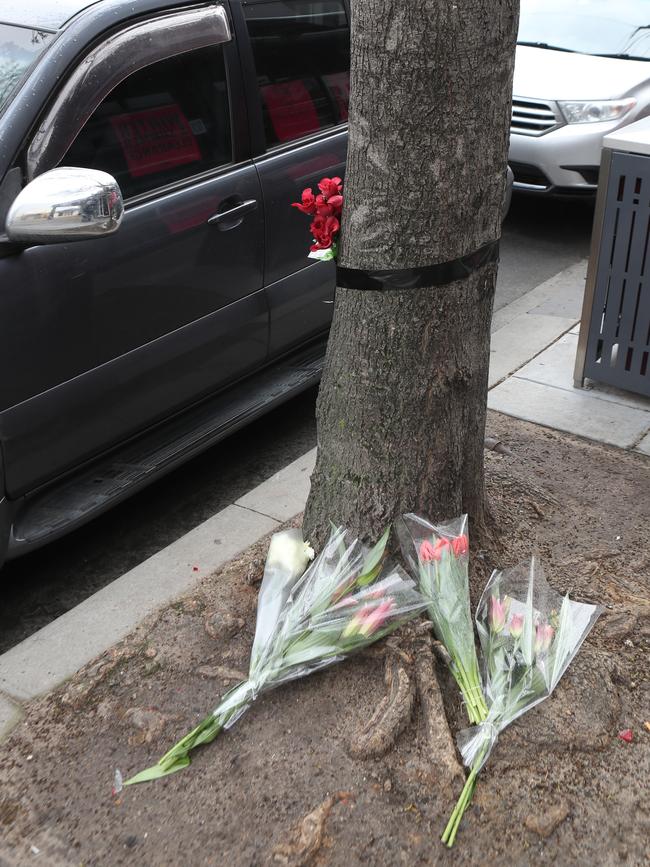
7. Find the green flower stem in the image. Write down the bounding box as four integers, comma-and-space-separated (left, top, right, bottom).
449, 659, 487, 724
441, 741, 489, 847
123, 682, 253, 785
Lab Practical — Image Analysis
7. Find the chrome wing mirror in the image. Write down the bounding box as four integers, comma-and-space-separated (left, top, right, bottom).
5, 167, 124, 244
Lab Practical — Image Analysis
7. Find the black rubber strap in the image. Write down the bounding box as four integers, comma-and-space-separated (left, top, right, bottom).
335, 238, 499, 291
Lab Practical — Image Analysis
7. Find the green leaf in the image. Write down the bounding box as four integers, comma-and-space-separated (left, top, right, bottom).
123, 756, 191, 785
356, 527, 390, 587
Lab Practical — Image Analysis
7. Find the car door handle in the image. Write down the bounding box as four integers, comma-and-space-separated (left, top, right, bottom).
207, 198, 258, 229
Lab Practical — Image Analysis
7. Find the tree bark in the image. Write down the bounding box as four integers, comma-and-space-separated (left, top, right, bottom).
304, 0, 519, 543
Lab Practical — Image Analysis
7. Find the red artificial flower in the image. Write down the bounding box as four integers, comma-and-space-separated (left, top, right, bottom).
315, 194, 336, 217
318, 176, 342, 198
618, 729, 633, 743
451, 534, 469, 557
291, 188, 317, 215
309, 215, 339, 250
327, 194, 343, 215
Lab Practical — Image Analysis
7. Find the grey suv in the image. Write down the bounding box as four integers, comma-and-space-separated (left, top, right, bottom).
0, 0, 350, 566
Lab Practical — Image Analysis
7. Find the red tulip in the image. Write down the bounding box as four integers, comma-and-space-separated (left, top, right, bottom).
451, 534, 469, 557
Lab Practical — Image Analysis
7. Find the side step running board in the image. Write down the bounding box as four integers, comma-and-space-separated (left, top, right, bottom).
8, 343, 325, 557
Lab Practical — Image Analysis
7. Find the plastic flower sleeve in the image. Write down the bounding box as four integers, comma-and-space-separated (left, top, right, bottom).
124, 525, 427, 786
250, 529, 315, 671
396, 513, 487, 724
442, 554, 602, 847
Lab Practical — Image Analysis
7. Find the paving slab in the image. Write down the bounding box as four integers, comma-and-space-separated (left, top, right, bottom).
491, 259, 587, 332
515, 333, 650, 412
236, 448, 316, 521
488, 377, 650, 448
0, 504, 279, 701
488, 312, 577, 388
0, 693, 22, 742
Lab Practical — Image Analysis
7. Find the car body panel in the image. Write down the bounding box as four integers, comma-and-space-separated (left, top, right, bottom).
255, 131, 346, 355
514, 45, 650, 102
0, 165, 268, 497
1, 287, 269, 497
509, 117, 646, 191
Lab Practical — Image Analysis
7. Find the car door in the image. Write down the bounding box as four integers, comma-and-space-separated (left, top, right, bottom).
235, 0, 349, 357
0, 5, 268, 497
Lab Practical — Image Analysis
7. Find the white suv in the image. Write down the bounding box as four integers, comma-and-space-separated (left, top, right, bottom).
509, 0, 650, 195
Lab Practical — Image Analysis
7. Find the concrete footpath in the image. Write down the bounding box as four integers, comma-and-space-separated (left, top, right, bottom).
1, 257, 648, 739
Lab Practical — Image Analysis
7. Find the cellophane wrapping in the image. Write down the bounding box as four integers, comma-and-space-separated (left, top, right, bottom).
397, 513, 487, 724
125, 526, 427, 784
442, 554, 602, 846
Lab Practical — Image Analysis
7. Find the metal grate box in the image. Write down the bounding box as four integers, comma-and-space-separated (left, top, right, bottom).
575, 129, 650, 397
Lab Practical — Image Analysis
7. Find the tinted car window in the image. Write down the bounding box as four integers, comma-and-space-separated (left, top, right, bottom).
244, 0, 350, 146
65, 46, 232, 199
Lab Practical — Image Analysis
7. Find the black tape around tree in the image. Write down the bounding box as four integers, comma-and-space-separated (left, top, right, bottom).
335, 239, 500, 291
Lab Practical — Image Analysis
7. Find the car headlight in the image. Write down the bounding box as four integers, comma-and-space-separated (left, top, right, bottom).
558, 98, 636, 124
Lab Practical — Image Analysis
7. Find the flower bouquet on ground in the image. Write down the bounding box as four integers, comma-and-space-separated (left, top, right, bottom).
124, 526, 427, 785
292, 176, 343, 261
442, 554, 602, 846
397, 514, 488, 725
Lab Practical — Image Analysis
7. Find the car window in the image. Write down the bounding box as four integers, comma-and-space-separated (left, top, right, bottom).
519, 0, 650, 60
0, 24, 52, 114
64, 46, 232, 199
243, 0, 350, 147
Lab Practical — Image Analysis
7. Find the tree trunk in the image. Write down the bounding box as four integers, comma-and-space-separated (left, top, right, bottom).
304, 0, 519, 543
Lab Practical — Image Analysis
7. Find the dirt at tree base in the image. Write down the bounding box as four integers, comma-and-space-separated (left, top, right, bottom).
1, 412, 648, 866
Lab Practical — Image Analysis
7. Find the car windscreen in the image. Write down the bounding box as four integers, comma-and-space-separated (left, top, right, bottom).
519, 0, 650, 60
0, 24, 52, 113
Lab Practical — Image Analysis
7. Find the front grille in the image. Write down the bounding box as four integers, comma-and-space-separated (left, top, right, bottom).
511, 98, 562, 136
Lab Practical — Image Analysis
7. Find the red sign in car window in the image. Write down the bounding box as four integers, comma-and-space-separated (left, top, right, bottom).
110, 104, 201, 178
261, 80, 320, 143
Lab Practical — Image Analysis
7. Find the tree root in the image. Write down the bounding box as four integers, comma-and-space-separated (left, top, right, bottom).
270, 792, 352, 866
413, 636, 465, 792
347, 649, 415, 758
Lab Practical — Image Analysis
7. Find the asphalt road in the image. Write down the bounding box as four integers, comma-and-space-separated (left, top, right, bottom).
0, 195, 594, 653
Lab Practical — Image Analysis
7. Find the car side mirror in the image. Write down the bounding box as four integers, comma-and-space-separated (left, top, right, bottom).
5, 167, 124, 244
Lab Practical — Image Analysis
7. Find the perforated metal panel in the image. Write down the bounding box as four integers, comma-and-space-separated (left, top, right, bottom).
578, 150, 650, 396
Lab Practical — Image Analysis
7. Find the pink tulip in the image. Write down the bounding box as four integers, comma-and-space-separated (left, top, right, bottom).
419, 539, 438, 562
534, 623, 555, 654
508, 613, 524, 638
341, 605, 373, 639
358, 599, 396, 637
489, 595, 510, 633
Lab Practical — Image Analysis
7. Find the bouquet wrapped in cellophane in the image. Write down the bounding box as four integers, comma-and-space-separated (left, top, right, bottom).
442, 554, 602, 846
397, 514, 488, 724
124, 526, 427, 785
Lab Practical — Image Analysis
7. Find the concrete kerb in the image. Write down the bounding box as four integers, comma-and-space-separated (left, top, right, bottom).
0, 693, 23, 740
0, 450, 316, 734
0, 260, 590, 743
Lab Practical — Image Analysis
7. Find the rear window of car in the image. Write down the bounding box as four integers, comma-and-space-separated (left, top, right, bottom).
0, 24, 52, 114
243, 0, 350, 147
